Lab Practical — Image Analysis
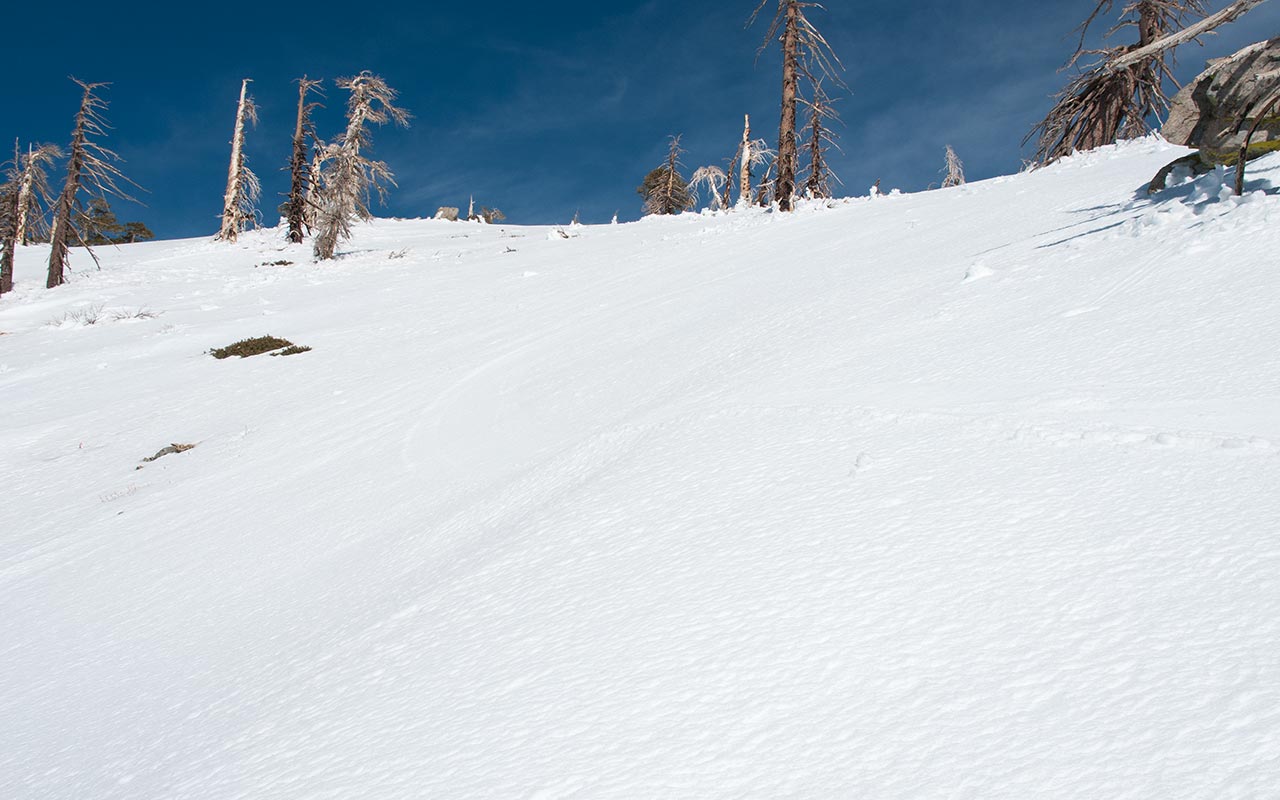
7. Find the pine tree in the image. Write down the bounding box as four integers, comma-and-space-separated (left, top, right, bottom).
313, 71, 411, 261
216, 79, 260, 242
1026, 1, 1208, 165
751, 0, 843, 211
286, 76, 324, 244
637, 136, 694, 216
46, 79, 139, 289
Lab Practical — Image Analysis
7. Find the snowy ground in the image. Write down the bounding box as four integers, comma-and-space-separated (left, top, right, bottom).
2, 139, 1279, 799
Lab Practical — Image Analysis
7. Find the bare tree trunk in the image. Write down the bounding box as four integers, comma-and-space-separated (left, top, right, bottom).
217, 79, 253, 242
775, 0, 801, 211
305, 150, 323, 231
1, 184, 15, 295
1109, 0, 1269, 71
13, 141, 31, 246
287, 81, 309, 243
1235, 88, 1280, 194
286, 77, 322, 244
47, 94, 91, 289
739, 114, 752, 206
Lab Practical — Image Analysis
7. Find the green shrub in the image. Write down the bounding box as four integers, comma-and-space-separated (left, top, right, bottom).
210, 336, 298, 359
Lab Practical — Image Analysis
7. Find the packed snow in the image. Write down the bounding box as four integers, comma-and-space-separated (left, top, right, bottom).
2, 139, 1279, 798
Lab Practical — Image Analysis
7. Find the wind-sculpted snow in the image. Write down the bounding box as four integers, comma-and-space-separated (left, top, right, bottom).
2, 140, 1278, 798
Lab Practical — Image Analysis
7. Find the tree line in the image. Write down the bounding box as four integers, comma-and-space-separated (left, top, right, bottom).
2, 2, 1271, 299
640, 0, 1267, 218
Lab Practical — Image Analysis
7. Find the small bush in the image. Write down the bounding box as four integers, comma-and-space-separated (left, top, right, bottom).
257, 260, 294, 267
50, 304, 106, 327
210, 336, 298, 359
111, 308, 160, 321
272, 345, 312, 357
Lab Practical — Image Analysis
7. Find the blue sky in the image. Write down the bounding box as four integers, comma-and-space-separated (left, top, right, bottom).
5, 1, 1277, 238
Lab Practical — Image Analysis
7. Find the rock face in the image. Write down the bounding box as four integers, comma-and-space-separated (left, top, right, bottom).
1163, 37, 1280, 154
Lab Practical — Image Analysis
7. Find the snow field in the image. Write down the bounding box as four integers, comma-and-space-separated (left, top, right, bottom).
2, 139, 1279, 798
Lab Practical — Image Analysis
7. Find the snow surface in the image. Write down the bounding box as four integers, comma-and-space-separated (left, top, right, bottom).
2, 139, 1279, 798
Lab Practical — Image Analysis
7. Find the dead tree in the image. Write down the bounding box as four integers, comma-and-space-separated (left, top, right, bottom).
216, 79, 260, 242
0, 151, 17, 296
637, 135, 694, 216
47, 79, 139, 289
285, 76, 324, 243
690, 165, 728, 210
313, 71, 411, 261
739, 114, 753, 205
1, 141, 61, 295
942, 145, 966, 187
751, 0, 844, 211
11, 141, 60, 246
1109, 0, 1271, 70
800, 77, 842, 199
1026, 1, 1208, 165
305, 148, 325, 231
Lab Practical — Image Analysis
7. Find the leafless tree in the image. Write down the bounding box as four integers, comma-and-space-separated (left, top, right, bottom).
638, 135, 695, 216
0, 150, 17, 296
216, 79, 260, 242
47, 79, 140, 289
732, 125, 776, 208
751, 0, 844, 211
313, 72, 411, 261
1109, 0, 1271, 69
942, 145, 966, 187
1026, 1, 1208, 165
1, 141, 61, 296
286, 76, 324, 243
13, 141, 61, 245
690, 165, 729, 210
800, 77, 842, 199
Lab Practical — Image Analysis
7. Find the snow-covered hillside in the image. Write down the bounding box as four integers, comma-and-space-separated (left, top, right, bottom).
3, 139, 1278, 799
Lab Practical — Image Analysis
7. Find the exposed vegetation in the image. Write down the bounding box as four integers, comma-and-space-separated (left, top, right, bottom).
210, 336, 303, 359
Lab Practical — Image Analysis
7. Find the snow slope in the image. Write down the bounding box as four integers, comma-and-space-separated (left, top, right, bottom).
2, 139, 1279, 799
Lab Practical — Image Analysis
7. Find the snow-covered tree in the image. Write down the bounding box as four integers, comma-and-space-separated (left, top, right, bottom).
751, 0, 844, 211
47, 79, 139, 289
313, 71, 411, 261
637, 135, 695, 216
286, 76, 324, 244
732, 117, 778, 208
941, 145, 966, 188
690, 165, 728, 211
1026, 1, 1208, 165
216, 79, 260, 242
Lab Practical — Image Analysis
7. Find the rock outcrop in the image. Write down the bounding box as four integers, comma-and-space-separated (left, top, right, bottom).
1163, 37, 1280, 154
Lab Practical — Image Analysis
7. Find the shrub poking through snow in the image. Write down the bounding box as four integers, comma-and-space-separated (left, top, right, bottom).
272, 345, 312, 357
210, 336, 301, 359
141, 443, 196, 463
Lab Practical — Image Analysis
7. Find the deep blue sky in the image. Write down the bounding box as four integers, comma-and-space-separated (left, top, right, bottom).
4, 1, 1277, 238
